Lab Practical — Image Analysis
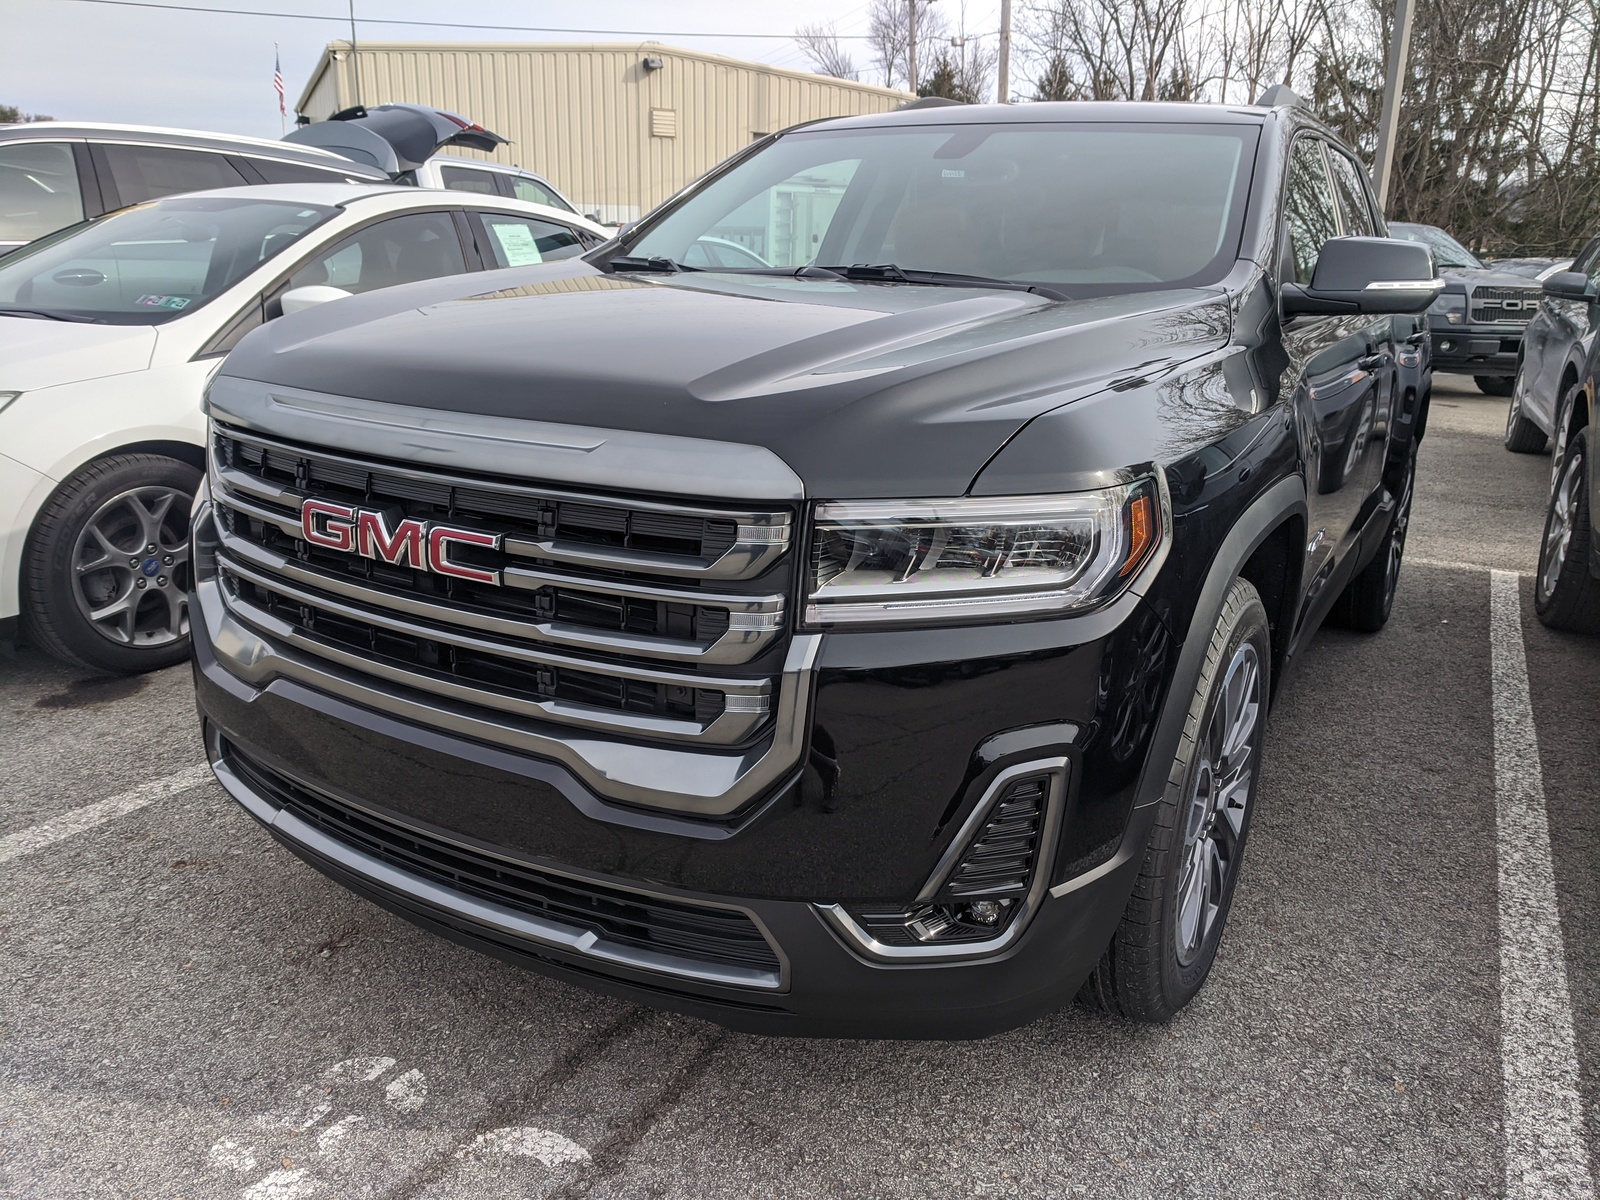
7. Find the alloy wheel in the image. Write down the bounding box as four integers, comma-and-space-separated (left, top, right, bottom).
70, 485, 192, 647
1175, 642, 1262, 966
1540, 446, 1584, 603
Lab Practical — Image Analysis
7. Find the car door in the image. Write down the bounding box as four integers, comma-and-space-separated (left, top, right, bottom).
1528, 236, 1599, 425
1279, 134, 1390, 616
0, 140, 92, 251
466, 210, 597, 269
90, 143, 251, 208
200, 208, 475, 360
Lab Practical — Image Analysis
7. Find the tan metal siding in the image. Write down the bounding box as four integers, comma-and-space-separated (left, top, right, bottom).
295, 43, 908, 221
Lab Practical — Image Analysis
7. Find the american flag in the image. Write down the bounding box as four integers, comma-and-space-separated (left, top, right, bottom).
273, 48, 285, 117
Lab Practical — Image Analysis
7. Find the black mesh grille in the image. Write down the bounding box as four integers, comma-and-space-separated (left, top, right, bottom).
223, 740, 781, 977
1470, 286, 1541, 324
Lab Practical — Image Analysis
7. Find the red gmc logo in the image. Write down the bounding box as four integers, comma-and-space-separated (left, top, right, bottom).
299, 499, 501, 585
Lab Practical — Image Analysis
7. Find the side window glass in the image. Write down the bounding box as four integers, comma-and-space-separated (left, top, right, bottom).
1281, 139, 1341, 285
0, 142, 84, 243
1326, 151, 1377, 238
475, 213, 585, 268
1572, 237, 1600, 280
440, 166, 502, 196
287, 211, 467, 294
511, 176, 573, 212
100, 144, 248, 205
249, 157, 363, 185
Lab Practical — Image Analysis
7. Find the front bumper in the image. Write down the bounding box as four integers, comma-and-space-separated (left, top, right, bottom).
191, 534, 1175, 1037
1428, 327, 1523, 376
0, 450, 48, 623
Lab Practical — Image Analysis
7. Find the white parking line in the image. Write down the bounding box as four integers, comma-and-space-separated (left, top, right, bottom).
0, 763, 214, 865
1412, 557, 1534, 576
1488, 569, 1595, 1198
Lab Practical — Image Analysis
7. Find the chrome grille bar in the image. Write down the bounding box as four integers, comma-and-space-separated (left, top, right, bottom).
220, 562, 772, 745
215, 522, 785, 666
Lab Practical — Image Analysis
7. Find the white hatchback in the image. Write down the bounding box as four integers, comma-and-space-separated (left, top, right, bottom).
0, 182, 609, 672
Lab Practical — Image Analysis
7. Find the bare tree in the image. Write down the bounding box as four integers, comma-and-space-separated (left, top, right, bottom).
796, 22, 861, 81
869, 0, 951, 90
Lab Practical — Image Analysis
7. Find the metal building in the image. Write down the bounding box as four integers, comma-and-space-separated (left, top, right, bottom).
296, 42, 911, 223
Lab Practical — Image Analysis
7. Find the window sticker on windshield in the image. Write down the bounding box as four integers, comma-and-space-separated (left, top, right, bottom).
491, 222, 543, 266
135, 294, 191, 310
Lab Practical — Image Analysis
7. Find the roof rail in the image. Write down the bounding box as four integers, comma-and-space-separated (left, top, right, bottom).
1254, 84, 1307, 109
897, 96, 965, 111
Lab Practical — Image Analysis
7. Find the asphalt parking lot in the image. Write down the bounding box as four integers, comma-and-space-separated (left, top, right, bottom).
1, 376, 1595, 1200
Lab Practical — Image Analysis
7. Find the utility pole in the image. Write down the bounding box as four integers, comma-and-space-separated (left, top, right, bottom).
997, 0, 1012, 102
1372, 0, 1416, 213
908, 0, 918, 95
348, 0, 363, 108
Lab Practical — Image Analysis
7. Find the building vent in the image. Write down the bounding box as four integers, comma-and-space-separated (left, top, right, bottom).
650, 108, 678, 138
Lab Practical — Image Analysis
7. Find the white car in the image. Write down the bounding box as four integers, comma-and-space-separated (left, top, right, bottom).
0, 182, 609, 672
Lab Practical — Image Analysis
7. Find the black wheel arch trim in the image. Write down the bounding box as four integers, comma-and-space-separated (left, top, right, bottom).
1132, 473, 1305, 813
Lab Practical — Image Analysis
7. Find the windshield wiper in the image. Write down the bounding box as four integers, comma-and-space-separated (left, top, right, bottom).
816, 265, 1071, 302
607, 255, 698, 274
0, 305, 96, 322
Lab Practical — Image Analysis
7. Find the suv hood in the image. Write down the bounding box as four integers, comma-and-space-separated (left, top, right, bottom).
219, 263, 1231, 498
0, 318, 156, 390
1437, 264, 1540, 292
283, 103, 510, 176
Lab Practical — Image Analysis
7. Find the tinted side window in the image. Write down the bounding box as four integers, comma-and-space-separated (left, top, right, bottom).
1282, 139, 1341, 285
99, 144, 249, 205
474, 212, 585, 268
511, 176, 574, 212
1326, 150, 1377, 238
1571, 237, 1600, 278
440, 166, 503, 196
0, 142, 84, 243
288, 211, 467, 294
248, 157, 364, 185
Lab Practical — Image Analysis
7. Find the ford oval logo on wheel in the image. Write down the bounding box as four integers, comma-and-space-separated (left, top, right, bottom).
299, 499, 503, 585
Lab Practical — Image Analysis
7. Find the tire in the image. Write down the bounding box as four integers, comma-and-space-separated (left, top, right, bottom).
1504, 368, 1549, 453
21, 454, 201, 674
1080, 577, 1271, 1021
1535, 427, 1600, 633
1477, 374, 1515, 398
1329, 443, 1416, 633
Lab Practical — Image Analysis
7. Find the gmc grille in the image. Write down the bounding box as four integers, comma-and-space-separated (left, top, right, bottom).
208, 426, 794, 747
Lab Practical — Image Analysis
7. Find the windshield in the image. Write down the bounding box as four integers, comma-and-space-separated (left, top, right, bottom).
1389, 222, 1484, 270
0, 196, 336, 324
626, 122, 1259, 296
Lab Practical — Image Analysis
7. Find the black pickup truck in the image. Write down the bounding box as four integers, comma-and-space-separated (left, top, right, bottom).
190, 95, 1439, 1037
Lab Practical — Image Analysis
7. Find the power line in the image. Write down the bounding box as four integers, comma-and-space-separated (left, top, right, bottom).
51, 0, 886, 39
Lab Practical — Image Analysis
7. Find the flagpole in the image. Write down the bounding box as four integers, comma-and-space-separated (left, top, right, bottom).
277, 43, 285, 134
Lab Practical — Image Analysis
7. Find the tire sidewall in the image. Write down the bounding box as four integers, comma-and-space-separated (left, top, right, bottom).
1536, 428, 1588, 612
1153, 582, 1273, 1009
24, 456, 201, 674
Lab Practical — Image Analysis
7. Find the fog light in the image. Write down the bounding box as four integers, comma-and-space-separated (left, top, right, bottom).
965, 899, 1006, 926
1441, 339, 1454, 352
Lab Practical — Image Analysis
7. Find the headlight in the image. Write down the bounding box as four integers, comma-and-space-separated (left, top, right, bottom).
0, 391, 20, 416
805, 477, 1165, 627
1429, 293, 1466, 324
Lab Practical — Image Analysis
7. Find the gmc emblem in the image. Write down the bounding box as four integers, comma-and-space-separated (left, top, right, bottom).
300, 499, 502, 585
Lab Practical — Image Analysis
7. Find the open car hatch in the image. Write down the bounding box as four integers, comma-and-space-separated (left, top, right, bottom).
283, 103, 510, 177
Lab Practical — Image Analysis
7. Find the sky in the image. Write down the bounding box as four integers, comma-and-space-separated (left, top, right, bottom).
4, 0, 1005, 140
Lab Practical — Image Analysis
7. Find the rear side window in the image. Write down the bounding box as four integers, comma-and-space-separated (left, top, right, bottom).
510, 176, 574, 212
473, 212, 586, 267
440, 166, 502, 196
99, 144, 248, 205
288, 210, 467, 294
247, 157, 365, 185
1281, 138, 1341, 285
0, 142, 84, 243
1325, 151, 1377, 238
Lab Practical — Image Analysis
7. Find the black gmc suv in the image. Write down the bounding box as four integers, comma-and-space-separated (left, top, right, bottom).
190, 97, 1439, 1037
